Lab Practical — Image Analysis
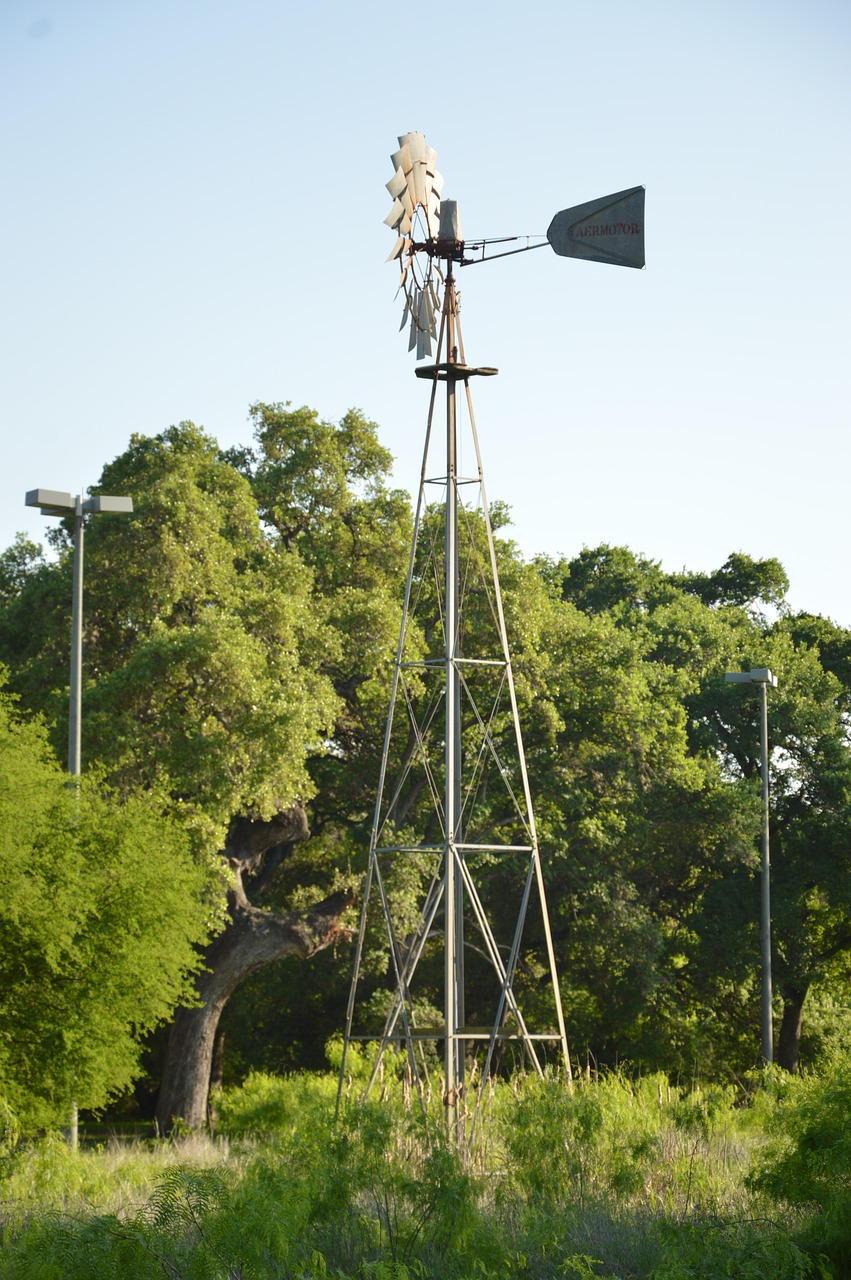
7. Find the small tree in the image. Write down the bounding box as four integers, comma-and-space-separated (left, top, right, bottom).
0, 682, 216, 1132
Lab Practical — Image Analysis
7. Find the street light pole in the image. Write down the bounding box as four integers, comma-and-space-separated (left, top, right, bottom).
68, 495, 85, 777
25, 488, 132, 1151
725, 667, 778, 1064
25, 489, 133, 777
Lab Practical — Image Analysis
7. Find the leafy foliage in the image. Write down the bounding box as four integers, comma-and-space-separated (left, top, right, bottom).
0, 683, 217, 1132
752, 1048, 851, 1271
2, 406, 850, 1098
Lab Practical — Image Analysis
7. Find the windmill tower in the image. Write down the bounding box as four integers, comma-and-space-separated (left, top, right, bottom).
338, 133, 644, 1139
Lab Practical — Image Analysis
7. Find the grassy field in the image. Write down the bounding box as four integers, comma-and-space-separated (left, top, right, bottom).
1, 1055, 848, 1279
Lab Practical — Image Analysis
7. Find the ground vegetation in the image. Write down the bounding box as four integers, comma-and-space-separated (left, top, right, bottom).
1, 1059, 848, 1278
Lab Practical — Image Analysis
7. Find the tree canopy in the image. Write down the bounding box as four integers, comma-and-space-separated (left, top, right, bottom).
1, 414, 849, 1123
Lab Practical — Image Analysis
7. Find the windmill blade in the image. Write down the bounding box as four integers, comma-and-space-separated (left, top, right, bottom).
386, 167, 407, 200
391, 139, 411, 177
407, 287, 419, 351
416, 325, 432, 360
412, 163, 428, 208
403, 131, 427, 163
419, 287, 435, 338
384, 198, 405, 230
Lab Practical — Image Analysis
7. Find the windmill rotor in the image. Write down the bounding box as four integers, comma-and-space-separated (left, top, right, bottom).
385, 131, 449, 360
385, 135, 645, 350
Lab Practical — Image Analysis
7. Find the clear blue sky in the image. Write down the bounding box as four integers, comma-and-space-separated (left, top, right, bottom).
2, 1, 849, 621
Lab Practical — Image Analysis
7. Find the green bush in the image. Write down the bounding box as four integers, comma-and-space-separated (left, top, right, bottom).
751, 1048, 851, 1274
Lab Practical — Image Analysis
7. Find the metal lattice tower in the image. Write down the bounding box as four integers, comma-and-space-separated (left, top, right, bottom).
337, 132, 644, 1140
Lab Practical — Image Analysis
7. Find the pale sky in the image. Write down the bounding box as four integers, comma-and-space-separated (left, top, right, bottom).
2, 1, 849, 623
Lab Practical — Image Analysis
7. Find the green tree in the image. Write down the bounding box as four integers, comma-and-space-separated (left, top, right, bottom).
559, 544, 851, 1074
227, 402, 414, 842
504, 554, 755, 1071
0, 681, 214, 1132
0, 411, 410, 1130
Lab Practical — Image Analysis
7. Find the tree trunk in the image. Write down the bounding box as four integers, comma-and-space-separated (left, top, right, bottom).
777, 982, 809, 1074
155, 808, 351, 1133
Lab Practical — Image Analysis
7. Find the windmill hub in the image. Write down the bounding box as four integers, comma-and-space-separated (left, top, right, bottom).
410, 237, 466, 263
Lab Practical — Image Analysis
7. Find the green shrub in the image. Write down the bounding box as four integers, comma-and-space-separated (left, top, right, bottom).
751, 1048, 851, 1274
498, 1069, 743, 1217
214, 1068, 339, 1140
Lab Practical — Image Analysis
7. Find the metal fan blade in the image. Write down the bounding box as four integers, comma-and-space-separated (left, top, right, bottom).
400, 295, 411, 331
386, 236, 407, 262
419, 288, 434, 337
399, 209, 412, 236
412, 162, 428, 208
391, 142, 411, 176
386, 167, 407, 200
416, 325, 432, 360
408, 286, 420, 350
384, 198, 405, 229
404, 132, 428, 165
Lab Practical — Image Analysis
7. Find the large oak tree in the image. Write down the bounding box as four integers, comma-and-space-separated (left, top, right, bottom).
0, 409, 410, 1130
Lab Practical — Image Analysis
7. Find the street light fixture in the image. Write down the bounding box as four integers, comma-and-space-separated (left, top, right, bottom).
25, 488, 133, 777
725, 667, 778, 1064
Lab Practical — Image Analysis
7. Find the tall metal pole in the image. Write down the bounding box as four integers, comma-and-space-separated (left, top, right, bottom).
758, 680, 773, 1064
726, 667, 776, 1065
68, 496, 85, 778
26, 486, 133, 1152
68, 496, 85, 1151
444, 267, 464, 1131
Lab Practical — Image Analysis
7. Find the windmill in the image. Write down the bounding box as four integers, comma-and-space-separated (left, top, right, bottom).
338, 133, 644, 1140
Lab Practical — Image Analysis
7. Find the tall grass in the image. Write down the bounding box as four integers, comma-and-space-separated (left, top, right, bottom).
0, 1060, 842, 1279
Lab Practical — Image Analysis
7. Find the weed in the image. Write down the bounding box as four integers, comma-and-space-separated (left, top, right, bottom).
0, 1066, 838, 1279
